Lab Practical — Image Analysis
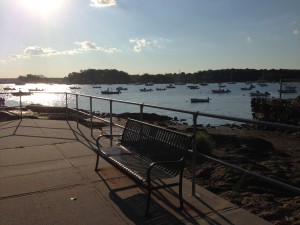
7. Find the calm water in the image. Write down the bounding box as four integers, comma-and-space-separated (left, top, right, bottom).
1, 82, 299, 125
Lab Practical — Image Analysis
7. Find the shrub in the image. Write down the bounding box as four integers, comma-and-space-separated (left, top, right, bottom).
195, 131, 215, 155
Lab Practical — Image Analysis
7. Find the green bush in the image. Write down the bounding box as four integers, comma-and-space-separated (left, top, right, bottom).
195, 131, 215, 155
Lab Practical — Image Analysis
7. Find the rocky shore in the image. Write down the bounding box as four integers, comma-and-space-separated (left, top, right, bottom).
1, 105, 299, 224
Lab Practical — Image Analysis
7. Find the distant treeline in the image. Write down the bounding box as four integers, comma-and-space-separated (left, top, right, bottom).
17, 68, 300, 84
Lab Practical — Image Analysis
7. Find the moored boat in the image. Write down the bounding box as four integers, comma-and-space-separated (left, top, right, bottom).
187, 85, 199, 89
156, 88, 166, 91
101, 88, 121, 94
212, 89, 231, 93
3, 87, 16, 91
166, 84, 176, 88
116, 87, 128, 91
11, 91, 32, 96
140, 88, 153, 92
191, 98, 210, 103
250, 91, 270, 97
28, 88, 44, 92
69, 86, 81, 89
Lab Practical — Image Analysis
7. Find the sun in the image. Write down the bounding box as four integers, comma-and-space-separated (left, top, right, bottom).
20, 0, 63, 15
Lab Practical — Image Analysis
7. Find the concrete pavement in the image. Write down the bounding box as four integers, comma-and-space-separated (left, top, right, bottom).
0, 119, 272, 224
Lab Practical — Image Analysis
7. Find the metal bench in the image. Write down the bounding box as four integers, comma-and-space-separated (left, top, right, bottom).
95, 118, 192, 217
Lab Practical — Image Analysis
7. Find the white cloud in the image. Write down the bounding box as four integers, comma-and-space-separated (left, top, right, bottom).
0, 59, 6, 63
293, 29, 300, 35
129, 38, 151, 52
24, 46, 59, 57
129, 38, 170, 52
6, 41, 121, 61
75, 41, 100, 51
103, 48, 122, 53
90, 0, 116, 8
246, 37, 253, 43
9, 54, 29, 60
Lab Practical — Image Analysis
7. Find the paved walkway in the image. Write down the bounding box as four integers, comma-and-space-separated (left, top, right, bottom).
0, 119, 272, 225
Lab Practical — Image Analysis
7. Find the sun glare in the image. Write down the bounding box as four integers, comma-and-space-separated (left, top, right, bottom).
20, 0, 62, 15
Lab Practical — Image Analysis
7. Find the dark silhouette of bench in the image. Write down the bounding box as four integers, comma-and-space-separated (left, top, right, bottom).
95, 118, 192, 217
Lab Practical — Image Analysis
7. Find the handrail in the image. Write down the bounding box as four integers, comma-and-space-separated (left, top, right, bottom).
11, 91, 300, 196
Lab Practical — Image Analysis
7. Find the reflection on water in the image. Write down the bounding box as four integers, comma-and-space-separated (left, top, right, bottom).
1, 82, 299, 125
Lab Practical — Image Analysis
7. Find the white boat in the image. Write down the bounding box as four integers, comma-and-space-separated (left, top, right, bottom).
166, 84, 176, 88
191, 98, 210, 103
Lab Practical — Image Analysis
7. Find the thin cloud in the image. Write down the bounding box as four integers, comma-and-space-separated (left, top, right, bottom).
293, 29, 300, 35
5, 41, 121, 61
75, 41, 100, 51
90, 0, 116, 8
129, 39, 151, 52
129, 38, 169, 53
24, 46, 59, 57
9, 54, 29, 60
246, 37, 253, 43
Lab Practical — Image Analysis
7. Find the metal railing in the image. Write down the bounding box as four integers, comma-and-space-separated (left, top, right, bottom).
10, 91, 300, 196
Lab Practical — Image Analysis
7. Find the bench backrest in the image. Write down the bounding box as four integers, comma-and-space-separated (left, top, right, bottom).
120, 119, 192, 176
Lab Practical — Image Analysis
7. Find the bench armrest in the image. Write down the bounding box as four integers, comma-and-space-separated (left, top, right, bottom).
147, 159, 185, 180
96, 134, 122, 148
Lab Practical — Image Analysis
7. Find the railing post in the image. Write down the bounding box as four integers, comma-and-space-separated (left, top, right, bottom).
109, 99, 113, 146
76, 94, 79, 128
65, 93, 68, 121
90, 96, 93, 136
139, 103, 144, 121
192, 112, 198, 195
19, 95, 22, 119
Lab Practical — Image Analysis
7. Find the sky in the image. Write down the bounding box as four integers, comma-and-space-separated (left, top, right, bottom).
1, 0, 300, 78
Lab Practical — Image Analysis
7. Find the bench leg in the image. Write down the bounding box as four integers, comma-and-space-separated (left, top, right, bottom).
95, 153, 99, 171
145, 188, 151, 217
179, 173, 184, 209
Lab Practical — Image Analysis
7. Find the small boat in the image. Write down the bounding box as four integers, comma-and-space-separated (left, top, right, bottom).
166, 84, 176, 88
241, 85, 255, 90
156, 88, 166, 91
11, 91, 32, 96
3, 87, 16, 91
212, 89, 231, 93
191, 98, 210, 103
250, 91, 270, 97
101, 88, 121, 94
69, 86, 81, 89
258, 83, 268, 87
140, 88, 153, 92
116, 87, 128, 91
200, 83, 208, 86
145, 82, 154, 86
278, 89, 297, 93
28, 88, 44, 92
92, 86, 102, 88
187, 85, 199, 89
